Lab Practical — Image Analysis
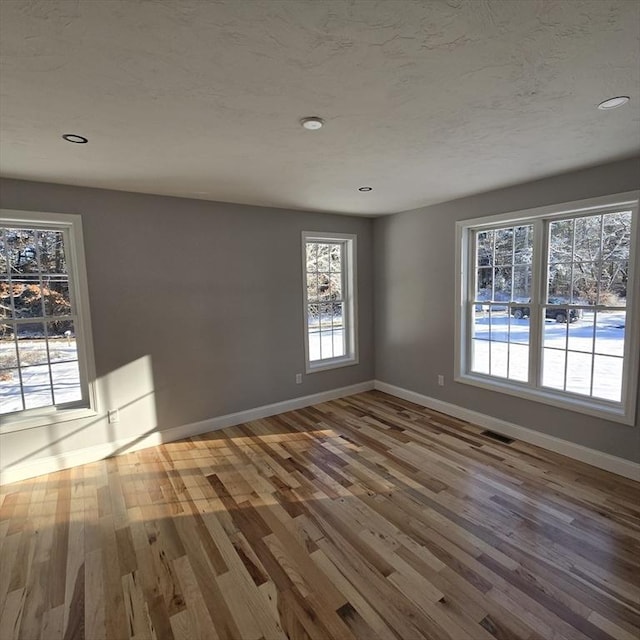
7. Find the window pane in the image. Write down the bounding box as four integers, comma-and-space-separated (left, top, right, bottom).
18, 334, 48, 368
489, 307, 509, 342
494, 267, 512, 301
508, 344, 528, 382
472, 306, 489, 340
592, 356, 623, 402
9, 279, 44, 318
329, 244, 342, 272
545, 305, 578, 324
549, 219, 573, 263
514, 225, 533, 265
318, 274, 331, 301
471, 339, 489, 374
0, 277, 9, 319
47, 321, 78, 363
509, 312, 529, 344
544, 320, 567, 350
602, 212, 631, 263
6, 229, 39, 274
0, 230, 7, 273
307, 304, 320, 330
0, 332, 18, 370
332, 302, 343, 327
598, 260, 628, 306
476, 268, 492, 301
320, 331, 334, 358
490, 341, 508, 378
547, 264, 571, 302
308, 330, 321, 361
572, 263, 598, 304
567, 311, 594, 353
43, 279, 71, 316
329, 272, 342, 300
17, 321, 45, 340
573, 216, 602, 261
0, 368, 22, 413
307, 273, 319, 302
494, 228, 513, 266
51, 361, 82, 405
317, 244, 330, 271
332, 330, 345, 358
319, 303, 333, 328
21, 363, 53, 409
595, 310, 625, 357
513, 265, 531, 302
476, 230, 493, 266
565, 351, 592, 396
542, 348, 565, 390
38, 230, 67, 275
306, 243, 317, 271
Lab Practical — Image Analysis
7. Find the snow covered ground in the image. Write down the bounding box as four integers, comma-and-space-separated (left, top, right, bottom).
472, 310, 625, 401
0, 339, 81, 414
308, 329, 345, 361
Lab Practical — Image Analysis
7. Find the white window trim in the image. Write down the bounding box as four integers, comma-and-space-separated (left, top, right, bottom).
454, 191, 640, 426
302, 231, 358, 374
0, 209, 98, 433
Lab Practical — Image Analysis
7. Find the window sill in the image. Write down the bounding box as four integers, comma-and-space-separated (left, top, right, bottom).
0, 406, 98, 435
455, 372, 635, 426
306, 355, 359, 374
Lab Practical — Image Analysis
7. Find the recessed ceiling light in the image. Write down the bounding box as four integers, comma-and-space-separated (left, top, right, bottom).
62, 133, 88, 144
300, 117, 324, 130
597, 96, 630, 110
358, 186, 373, 192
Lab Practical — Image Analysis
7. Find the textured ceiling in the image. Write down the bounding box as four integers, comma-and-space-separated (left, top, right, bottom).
0, 0, 639, 216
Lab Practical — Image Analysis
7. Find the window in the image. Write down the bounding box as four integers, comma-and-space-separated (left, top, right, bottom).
303, 232, 358, 372
1, 210, 96, 431
456, 193, 639, 424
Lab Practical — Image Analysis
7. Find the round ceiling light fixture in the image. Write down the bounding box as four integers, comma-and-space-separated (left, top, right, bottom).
358, 186, 373, 192
597, 96, 630, 110
300, 117, 324, 130
62, 133, 88, 144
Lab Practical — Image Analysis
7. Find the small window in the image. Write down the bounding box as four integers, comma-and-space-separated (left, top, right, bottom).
303, 232, 358, 372
456, 193, 639, 425
1, 210, 96, 431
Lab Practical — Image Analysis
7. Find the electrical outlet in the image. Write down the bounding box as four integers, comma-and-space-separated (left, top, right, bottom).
108, 409, 120, 424
295, 373, 302, 384
437, 375, 445, 387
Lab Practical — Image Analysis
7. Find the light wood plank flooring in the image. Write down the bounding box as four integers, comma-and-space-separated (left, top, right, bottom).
1, 390, 639, 640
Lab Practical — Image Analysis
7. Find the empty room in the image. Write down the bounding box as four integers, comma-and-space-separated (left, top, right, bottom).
1, 1, 639, 639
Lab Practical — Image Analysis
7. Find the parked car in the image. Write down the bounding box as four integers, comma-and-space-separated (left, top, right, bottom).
510, 299, 581, 323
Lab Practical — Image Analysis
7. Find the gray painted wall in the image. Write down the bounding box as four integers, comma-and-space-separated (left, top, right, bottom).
0, 179, 374, 471
374, 158, 640, 462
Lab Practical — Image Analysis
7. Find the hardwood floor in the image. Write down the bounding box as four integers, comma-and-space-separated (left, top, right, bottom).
1, 390, 639, 640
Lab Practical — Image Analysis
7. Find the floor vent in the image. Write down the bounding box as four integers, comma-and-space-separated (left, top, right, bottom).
481, 430, 515, 444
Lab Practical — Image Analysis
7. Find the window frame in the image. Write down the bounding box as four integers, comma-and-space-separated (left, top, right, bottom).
0, 209, 97, 433
302, 231, 358, 374
455, 192, 640, 425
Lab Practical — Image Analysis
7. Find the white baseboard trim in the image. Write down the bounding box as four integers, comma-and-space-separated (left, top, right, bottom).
1, 381, 375, 485
374, 380, 640, 481
157, 380, 375, 444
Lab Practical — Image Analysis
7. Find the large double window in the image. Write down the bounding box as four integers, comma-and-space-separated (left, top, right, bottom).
456, 193, 639, 424
302, 232, 358, 372
1, 210, 95, 430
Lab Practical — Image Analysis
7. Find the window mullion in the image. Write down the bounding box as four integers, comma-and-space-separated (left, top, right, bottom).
529, 219, 545, 388
466, 230, 477, 375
